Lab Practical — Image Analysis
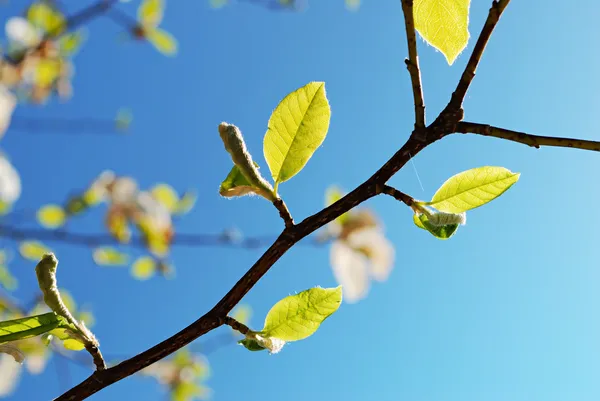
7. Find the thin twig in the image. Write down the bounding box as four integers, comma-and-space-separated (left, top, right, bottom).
382, 185, 414, 206
272, 198, 294, 228
222, 316, 250, 335
456, 122, 600, 152
400, 0, 426, 130
445, 0, 511, 113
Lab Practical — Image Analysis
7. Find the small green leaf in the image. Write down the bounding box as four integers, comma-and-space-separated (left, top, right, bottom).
0, 265, 17, 291
263, 82, 331, 187
425, 166, 520, 213
150, 183, 179, 213
19, 241, 52, 261
37, 204, 66, 229
138, 0, 163, 27
219, 163, 273, 199
0, 313, 66, 344
62, 338, 85, 351
92, 247, 129, 266
238, 338, 266, 352
57, 29, 86, 57
414, 0, 470, 65
325, 186, 349, 225
146, 28, 177, 56
261, 286, 342, 342
131, 256, 156, 280
174, 191, 196, 215
413, 213, 459, 239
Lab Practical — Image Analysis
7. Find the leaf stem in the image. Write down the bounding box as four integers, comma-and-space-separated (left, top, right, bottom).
381, 185, 415, 207
222, 316, 250, 336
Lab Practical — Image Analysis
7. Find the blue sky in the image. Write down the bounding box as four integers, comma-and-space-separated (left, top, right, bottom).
2, 0, 600, 400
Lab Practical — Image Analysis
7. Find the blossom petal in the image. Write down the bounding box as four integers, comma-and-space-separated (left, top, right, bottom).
330, 241, 370, 303
347, 228, 395, 282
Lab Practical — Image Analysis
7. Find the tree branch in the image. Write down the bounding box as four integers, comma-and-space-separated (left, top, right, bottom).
445, 0, 511, 113
382, 185, 414, 206
455, 122, 600, 152
400, 0, 426, 130
272, 198, 294, 228
55, 135, 427, 400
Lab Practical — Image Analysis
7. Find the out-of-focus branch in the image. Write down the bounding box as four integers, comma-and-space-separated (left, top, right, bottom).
0, 224, 329, 249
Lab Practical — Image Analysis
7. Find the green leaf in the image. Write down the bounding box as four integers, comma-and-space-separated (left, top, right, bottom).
49, 327, 86, 351
0, 313, 66, 344
261, 286, 342, 342
36, 204, 66, 229
131, 256, 156, 280
263, 82, 331, 188
424, 166, 520, 213
414, 0, 470, 65
0, 265, 17, 291
238, 338, 266, 352
57, 29, 86, 57
138, 0, 163, 27
19, 241, 52, 261
62, 338, 85, 351
174, 191, 197, 215
150, 183, 179, 213
219, 163, 272, 199
413, 213, 459, 239
92, 247, 129, 266
325, 186, 349, 225
146, 28, 177, 56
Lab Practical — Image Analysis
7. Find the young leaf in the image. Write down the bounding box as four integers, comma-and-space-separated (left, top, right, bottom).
219, 163, 273, 200
414, 0, 470, 65
151, 183, 179, 212
19, 241, 52, 261
36, 204, 66, 229
92, 247, 129, 266
425, 166, 520, 213
146, 28, 178, 56
174, 191, 196, 215
138, 0, 163, 27
131, 256, 156, 280
238, 338, 266, 352
263, 82, 331, 188
261, 286, 342, 342
413, 213, 459, 240
0, 313, 66, 344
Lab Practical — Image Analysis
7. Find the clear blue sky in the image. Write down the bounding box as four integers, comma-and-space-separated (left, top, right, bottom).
2, 0, 600, 400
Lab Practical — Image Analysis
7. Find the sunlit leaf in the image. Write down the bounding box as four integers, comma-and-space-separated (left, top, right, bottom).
263, 82, 331, 189
219, 163, 272, 199
36, 204, 66, 229
0, 313, 66, 344
413, 213, 459, 239
19, 241, 52, 261
414, 0, 470, 65
172, 381, 211, 401
92, 247, 129, 266
62, 338, 85, 351
238, 338, 266, 352
131, 256, 156, 280
424, 166, 520, 213
151, 184, 179, 213
138, 0, 163, 27
174, 191, 196, 215
231, 305, 252, 327
261, 286, 342, 342
145, 28, 178, 56
0, 265, 17, 291
57, 29, 86, 57
26, 2, 65, 35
